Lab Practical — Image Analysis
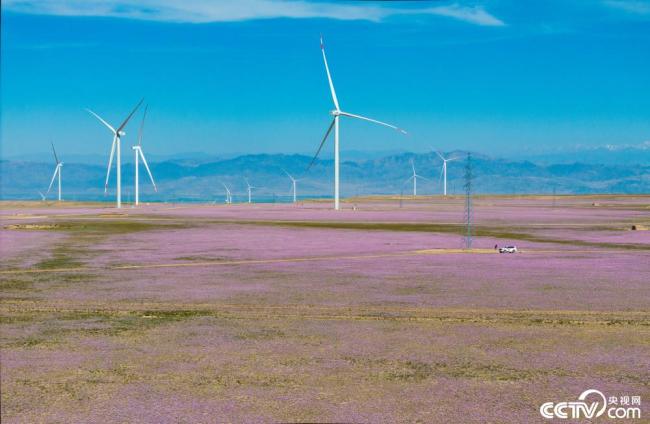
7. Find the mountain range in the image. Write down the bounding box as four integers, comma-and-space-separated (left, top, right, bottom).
1, 149, 649, 202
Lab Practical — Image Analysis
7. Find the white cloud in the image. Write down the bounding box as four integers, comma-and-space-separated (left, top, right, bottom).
4, 0, 505, 26
426, 4, 505, 26
602, 0, 650, 15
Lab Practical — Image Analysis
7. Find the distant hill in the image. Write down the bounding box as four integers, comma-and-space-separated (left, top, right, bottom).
514, 142, 650, 166
1, 151, 648, 201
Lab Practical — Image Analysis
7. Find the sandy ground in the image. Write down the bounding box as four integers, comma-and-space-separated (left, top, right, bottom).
1, 196, 649, 423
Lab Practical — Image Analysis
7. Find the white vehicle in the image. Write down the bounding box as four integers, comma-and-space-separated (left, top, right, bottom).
499, 246, 518, 253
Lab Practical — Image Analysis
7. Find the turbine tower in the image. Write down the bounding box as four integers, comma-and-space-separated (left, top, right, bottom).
132, 105, 157, 206
244, 178, 256, 204
222, 183, 232, 204
435, 150, 460, 196
46, 142, 63, 201
86, 98, 144, 208
282, 168, 300, 203
404, 160, 428, 196
308, 36, 407, 210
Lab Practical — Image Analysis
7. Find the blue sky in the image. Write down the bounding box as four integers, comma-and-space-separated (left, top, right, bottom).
1, 0, 649, 158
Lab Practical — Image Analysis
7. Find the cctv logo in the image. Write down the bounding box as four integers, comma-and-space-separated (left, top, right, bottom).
540, 389, 642, 420
540, 389, 607, 419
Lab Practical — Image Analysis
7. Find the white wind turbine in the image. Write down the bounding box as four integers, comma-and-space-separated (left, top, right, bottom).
308, 36, 407, 210
244, 178, 256, 204
132, 104, 157, 206
404, 160, 428, 196
46, 142, 63, 201
86, 99, 144, 208
221, 183, 232, 204
282, 168, 301, 203
434, 150, 461, 196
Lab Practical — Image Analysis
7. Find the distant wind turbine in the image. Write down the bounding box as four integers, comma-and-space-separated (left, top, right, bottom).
46, 142, 63, 201
404, 160, 428, 196
434, 150, 461, 196
221, 183, 232, 204
86, 98, 144, 208
244, 178, 256, 203
282, 168, 301, 203
132, 105, 157, 206
308, 36, 407, 210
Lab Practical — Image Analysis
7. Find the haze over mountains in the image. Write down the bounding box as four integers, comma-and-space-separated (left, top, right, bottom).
2, 145, 649, 201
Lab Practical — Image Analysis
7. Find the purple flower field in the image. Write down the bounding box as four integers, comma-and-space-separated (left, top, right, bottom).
1, 196, 649, 423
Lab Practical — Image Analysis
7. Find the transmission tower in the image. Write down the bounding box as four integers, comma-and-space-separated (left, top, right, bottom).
463, 153, 473, 249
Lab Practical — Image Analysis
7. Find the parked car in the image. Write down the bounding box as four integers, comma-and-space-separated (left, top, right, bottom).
499, 246, 518, 253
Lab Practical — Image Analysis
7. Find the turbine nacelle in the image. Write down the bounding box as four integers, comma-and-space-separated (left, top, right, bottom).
118, 130, 126, 137
330, 110, 341, 116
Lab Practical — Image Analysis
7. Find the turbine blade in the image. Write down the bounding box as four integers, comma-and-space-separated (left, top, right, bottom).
104, 137, 116, 193
307, 118, 336, 171
434, 150, 445, 161
137, 104, 148, 146
281, 168, 294, 181
320, 36, 340, 111
340, 111, 406, 134
138, 148, 157, 191
221, 182, 230, 203
46, 166, 58, 194
439, 165, 444, 183
411, 160, 416, 175
38, 191, 46, 200
116, 98, 144, 134
86, 109, 116, 134
51, 141, 59, 164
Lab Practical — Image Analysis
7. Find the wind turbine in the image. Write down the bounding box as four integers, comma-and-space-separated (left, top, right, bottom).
404, 160, 428, 196
244, 178, 256, 204
86, 98, 144, 208
221, 183, 232, 204
46, 142, 63, 201
282, 168, 301, 203
434, 150, 461, 196
132, 104, 157, 206
308, 36, 407, 210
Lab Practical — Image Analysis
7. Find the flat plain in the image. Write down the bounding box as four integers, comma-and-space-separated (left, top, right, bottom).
1, 195, 649, 423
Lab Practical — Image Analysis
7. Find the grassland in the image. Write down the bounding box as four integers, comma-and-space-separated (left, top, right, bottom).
1, 195, 649, 422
